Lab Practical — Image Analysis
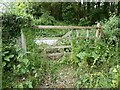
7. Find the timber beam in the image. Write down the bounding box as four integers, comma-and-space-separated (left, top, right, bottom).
32, 26, 97, 29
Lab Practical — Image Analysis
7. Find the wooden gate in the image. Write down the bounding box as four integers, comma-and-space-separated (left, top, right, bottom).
32, 23, 102, 60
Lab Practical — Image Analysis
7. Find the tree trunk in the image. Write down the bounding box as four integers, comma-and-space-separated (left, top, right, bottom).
97, 2, 100, 8
110, 2, 115, 13
87, 2, 90, 13
118, 1, 120, 16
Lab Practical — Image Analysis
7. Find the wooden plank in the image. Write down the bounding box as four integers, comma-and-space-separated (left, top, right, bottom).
33, 26, 97, 29
47, 53, 63, 57
36, 37, 61, 40
46, 45, 71, 49
62, 31, 72, 38
47, 52, 71, 57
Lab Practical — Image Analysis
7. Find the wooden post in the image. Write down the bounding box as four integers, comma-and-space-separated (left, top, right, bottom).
17, 30, 27, 52
21, 30, 27, 52
96, 23, 102, 38
71, 29, 74, 62
62, 30, 72, 38
76, 30, 79, 38
86, 29, 89, 39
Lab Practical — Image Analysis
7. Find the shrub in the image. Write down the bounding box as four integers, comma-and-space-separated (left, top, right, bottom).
70, 15, 119, 88
32, 11, 56, 25
78, 17, 90, 26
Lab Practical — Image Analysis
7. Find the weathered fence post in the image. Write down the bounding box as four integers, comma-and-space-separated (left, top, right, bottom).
21, 30, 27, 52
17, 30, 27, 52
71, 29, 73, 62
96, 23, 102, 38
86, 29, 89, 39
76, 30, 79, 38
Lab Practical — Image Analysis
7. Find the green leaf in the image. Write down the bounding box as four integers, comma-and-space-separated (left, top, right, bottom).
17, 64, 21, 68
2, 51, 9, 56
2, 62, 6, 67
4, 55, 14, 61
17, 83, 24, 88
21, 68, 26, 74
92, 52, 98, 59
76, 52, 87, 59
4, 56, 10, 61
9, 55, 14, 58
26, 81, 33, 88
7, 63, 11, 67
28, 82, 33, 88
113, 68, 117, 73
22, 59, 29, 64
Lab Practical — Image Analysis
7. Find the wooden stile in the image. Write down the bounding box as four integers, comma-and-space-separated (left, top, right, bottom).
32, 23, 102, 60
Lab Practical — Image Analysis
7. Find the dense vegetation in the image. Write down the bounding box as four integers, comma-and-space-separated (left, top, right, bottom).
1, 1, 120, 89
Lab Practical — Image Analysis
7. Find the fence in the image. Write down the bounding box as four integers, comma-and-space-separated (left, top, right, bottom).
30, 23, 102, 59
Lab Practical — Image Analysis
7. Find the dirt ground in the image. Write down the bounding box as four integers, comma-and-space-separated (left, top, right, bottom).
38, 63, 77, 88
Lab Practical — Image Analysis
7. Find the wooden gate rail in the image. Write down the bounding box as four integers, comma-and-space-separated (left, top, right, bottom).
32, 25, 98, 29
32, 23, 102, 39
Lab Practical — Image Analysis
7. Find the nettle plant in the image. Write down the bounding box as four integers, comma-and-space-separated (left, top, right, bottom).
73, 36, 119, 88
72, 15, 119, 88
2, 12, 32, 70
2, 13, 33, 88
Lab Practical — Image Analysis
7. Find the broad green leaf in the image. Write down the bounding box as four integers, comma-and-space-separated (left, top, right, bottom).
2, 51, 9, 56
26, 81, 33, 88
22, 59, 29, 64
35, 73, 37, 78
4, 55, 14, 61
21, 68, 26, 74
113, 68, 117, 73
92, 52, 98, 59
7, 63, 11, 67
9, 55, 14, 58
17, 64, 21, 68
28, 81, 33, 88
76, 52, 87, 59
2, 62, 6, 67
17, 83, 24, 88
4, 56, 10, 61
17, 53, 24, 60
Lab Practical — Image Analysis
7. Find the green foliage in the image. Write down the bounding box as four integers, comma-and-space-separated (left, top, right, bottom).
78, 17, 90, 26
2, 28, 48, 88
32, 11, 56, 25
2, 13, 32, 44
102, 15, 119, 39
70, 15, 119, 88
2, 44, 27, 73
62, 3, 75, 23
2, 2, 119, 88
25, 2, 43, 18
2, 44, 31, 88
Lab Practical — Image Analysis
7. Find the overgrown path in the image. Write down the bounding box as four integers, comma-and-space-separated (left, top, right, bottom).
37, 61, 77, 88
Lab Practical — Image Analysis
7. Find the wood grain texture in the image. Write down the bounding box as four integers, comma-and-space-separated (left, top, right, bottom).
33, 26, 97, 29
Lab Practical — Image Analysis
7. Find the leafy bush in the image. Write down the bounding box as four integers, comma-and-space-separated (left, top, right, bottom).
2, 13, 32, 43
2, 12, 46, 88
2, 44, 30, 88
32, 11, 56, 25
69, 15, 119, 88
102, 15, 119, 40
78, 17, 90, 26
